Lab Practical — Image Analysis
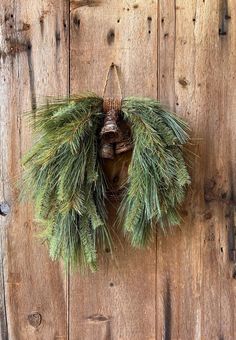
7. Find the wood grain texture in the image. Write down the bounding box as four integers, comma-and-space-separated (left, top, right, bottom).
69, 1, 157, 339
0, 0, 236, 339
0, 1, 69, 339
157, 0, 236, 339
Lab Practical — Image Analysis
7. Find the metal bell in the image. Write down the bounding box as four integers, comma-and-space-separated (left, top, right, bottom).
115, 139, 133, 155
115, 123, 133, 155
100, 108, 119, 141
100, 140, 115, 159
100, 93, 122, 158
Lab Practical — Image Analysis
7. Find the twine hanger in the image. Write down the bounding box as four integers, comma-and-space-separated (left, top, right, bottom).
100, 63, 132, 160
102, 62, 122, 113
100, 63, 122, 143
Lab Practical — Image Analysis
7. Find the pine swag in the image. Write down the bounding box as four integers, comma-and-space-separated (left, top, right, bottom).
21, 93, 190, 271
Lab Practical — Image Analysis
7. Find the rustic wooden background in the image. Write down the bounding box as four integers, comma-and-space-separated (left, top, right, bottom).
0, 0, 236, 339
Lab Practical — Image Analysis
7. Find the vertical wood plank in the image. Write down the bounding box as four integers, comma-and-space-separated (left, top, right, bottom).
69, 1, 157, 339
0, 1, 69, 339
157, 0, 236, 339
0, 0, 235, 339
218, 0, 236, 337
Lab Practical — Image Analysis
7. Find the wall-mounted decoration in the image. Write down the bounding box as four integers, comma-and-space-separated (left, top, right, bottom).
21, 66, 190, 271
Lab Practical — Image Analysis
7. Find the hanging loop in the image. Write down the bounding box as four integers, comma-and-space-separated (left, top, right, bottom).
100, 63, 127, 159
100, 63, 122, 146
102, 63, 122, 113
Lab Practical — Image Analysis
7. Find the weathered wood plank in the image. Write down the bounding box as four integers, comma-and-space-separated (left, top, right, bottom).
157, 0, 236, 339
69, 1, 157, 339
0, 0, 235, 339
0, 1, 69, 339
218, 0, 236, 337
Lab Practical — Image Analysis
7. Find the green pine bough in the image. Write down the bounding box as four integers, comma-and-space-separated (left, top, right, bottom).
21, 93, 191, 271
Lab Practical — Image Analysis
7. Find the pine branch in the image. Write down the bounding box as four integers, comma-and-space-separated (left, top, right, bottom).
21, 94, 191, 270
121, 97, 191, 246
21, 93, 111, 271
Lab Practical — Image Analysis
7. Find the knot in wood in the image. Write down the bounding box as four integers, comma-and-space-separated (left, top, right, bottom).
0, 202, 10, 216
28, 312, 42, 328
87, 314, 110, 323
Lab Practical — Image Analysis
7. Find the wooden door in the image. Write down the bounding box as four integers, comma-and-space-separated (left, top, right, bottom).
0, 1, 235, 339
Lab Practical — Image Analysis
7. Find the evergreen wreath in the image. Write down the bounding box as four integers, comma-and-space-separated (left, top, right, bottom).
22, 93, 190, 271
